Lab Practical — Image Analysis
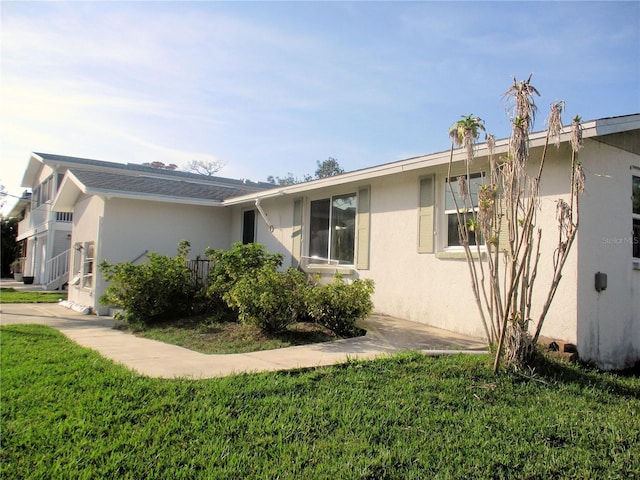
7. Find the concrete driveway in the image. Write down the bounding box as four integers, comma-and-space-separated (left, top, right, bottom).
0, 302, 487, 379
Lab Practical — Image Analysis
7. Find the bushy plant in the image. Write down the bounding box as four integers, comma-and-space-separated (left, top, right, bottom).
306, 276, 374, 336
226, 266, 308, 333
205, 242, 283, 307
99, 241, 199, 326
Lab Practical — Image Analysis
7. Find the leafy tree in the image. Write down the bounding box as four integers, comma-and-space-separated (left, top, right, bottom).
142, 161, 178, 170
267, 157, 343, 185
447, 76, 584, 372
267, 173, 299, 186
315, 157, 344, 179
184, 159, 226, 176
1, 216, 20, 278
267, 172, 313, 186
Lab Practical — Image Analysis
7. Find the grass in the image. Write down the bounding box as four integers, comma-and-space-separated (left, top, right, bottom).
0, 287, 65, 304
2, 324, 639, 479
125, 316, 345, 354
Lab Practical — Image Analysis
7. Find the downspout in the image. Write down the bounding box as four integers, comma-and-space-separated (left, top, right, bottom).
255, 198, 274, 233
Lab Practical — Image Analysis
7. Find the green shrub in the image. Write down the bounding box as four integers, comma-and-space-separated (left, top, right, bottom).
205, 242, 283, 308
99, 241, 200, 326
226, 266, 308, 333
306, 276, 375, 336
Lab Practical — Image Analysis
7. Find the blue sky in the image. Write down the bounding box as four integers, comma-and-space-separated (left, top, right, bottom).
1, 1, 639, 213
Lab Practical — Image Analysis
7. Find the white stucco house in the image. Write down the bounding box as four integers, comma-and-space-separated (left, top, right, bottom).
12, 114, 639, 370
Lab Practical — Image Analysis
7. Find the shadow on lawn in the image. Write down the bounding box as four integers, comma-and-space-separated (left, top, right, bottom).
528, 354, 640, 399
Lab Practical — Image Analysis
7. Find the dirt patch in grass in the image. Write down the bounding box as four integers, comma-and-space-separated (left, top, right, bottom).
117, 316, 361, 354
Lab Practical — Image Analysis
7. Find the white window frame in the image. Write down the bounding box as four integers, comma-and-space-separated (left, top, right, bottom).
633, 175, 639, 259
443, 172, 485, 250
82, 242, 95, 289
308, 192, 357, 266
72, 241, 95, 290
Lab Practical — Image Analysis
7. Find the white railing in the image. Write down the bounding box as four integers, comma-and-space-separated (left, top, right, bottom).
45, 248, 70, 289
56, 212, 73, 222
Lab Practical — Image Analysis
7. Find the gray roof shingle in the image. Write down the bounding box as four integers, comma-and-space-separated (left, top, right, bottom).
35, 152, 272, 191
69, 168, 262, 202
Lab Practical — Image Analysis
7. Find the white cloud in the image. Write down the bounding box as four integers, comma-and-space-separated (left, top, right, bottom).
1, 0, 637, 216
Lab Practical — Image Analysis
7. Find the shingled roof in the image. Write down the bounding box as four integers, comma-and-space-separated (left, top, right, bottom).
43, 152, 276, 212
68, 168, 259, 202
33, 152, 272, 190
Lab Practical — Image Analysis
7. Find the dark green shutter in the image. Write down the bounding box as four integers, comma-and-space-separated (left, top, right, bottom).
291, 198, 303, 267
356, 186, 371, 269
418, 176, 435, 253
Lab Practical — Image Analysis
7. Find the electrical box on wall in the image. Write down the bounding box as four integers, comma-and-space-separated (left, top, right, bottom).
595, 272, 607, 292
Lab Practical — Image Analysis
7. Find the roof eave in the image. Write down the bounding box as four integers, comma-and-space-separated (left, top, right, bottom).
223, 115, 639, 206
6, 197, 30, 218
51, 171, 86, 212
86, 188, 224, 207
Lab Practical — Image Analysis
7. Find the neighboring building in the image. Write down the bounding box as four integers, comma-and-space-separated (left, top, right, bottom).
11, 153, 270, 294
10, 114, 639, 369
8, 155, 76, 289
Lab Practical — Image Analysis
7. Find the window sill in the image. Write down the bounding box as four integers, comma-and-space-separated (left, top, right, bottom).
302, 264, 356, 275
436, 250, 486, 260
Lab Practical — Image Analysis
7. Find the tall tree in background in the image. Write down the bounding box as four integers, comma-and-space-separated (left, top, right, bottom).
447, 76, 584, 372
268, 157, 343, 185
267, 172, 313, 186
1, 216, 20, 278
184, 159, 226, 176
315, 157, 344, 178
142, 161, 178, 170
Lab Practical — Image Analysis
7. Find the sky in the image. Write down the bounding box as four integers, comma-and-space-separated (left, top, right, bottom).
1, 1, 639, 214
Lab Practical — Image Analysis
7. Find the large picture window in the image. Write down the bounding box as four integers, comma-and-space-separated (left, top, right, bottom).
633, 175, 639, 258
445, 173, 484, 248
309, 193, 356, 264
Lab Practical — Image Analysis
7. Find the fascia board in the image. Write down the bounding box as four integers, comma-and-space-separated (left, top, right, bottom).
6, 197, 30, 218
221, 119, 617, 207
20, 153, 45, 188
88, 188, 224, 207
221, 116, 640, 208
51, 171, 86, 212
594, 115, 640, 136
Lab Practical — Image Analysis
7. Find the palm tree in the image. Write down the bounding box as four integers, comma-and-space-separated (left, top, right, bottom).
449, 114, 486, 165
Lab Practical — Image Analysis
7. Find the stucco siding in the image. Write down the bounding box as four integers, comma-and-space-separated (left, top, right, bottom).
67, 195, 105, 311
576, 139, 640, 369
224, 149, 584, 344
357, 147, 579, 343
52, 230, 71, 257
70, 197, 231, 314
100, 198, 230, 263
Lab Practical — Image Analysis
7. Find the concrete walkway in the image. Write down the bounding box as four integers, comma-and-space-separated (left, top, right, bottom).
0, 302, 487, 379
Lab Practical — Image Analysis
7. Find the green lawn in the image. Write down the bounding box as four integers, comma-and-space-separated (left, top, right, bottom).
0, 287, 65, 304
2, 324, 639, 479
